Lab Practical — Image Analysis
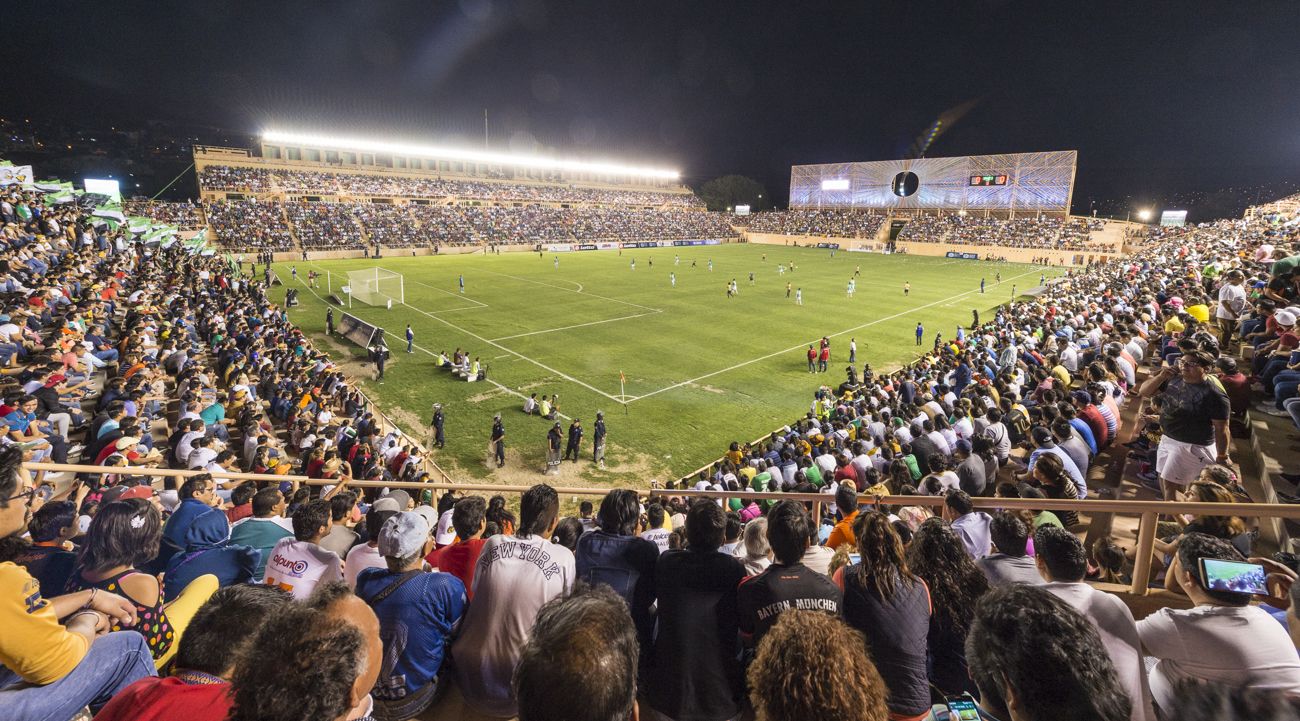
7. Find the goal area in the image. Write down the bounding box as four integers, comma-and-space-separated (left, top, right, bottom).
346, 267, 404, 306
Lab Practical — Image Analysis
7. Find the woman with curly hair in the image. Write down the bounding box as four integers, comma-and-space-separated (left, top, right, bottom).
748, 610, 889, 721
835, 511, 932, 720
1031, 452, 1080, 527
906, 517, 990, 697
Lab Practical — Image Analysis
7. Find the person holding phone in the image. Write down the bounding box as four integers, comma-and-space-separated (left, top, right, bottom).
1137, 533, 1300, 712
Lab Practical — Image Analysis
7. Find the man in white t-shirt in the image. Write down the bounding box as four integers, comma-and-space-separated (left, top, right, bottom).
1035, 526, 1154, 721
1137, 533, 1300, 712
451, 484, 574, 719
264, 499, 344, 600
640, 503, 672, 553
345, 507, 397, 588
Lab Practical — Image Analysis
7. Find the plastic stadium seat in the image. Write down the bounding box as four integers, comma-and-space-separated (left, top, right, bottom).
154, 573, 219, 671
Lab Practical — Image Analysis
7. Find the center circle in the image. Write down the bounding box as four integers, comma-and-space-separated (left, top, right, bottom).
892, 171, 919, 197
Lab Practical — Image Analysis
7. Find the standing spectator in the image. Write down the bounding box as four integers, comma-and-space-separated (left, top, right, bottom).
1138, 533, 1300, 711
1138, 351, 1231, 500
229, 487, 293, 581
906, 517, 989, 697
425, 496, 489, 600
513, 584, 639, 721
738, 500, 841, 648
1035, 526, 1155, 721
836, 511, 932, 720
747, 611, 890, 721
967, 584, 1132, 721
944, 490, 993, 559
450, 484, 573, 719
356, 512, 467, 721
646, 499, 747, 721
0, 446, 155, 719
1215, 269, 1247, 349
977, 511, 1045, 586
575, 489, 658, 662
263, 499, 343, 599
825, 483, 860, 551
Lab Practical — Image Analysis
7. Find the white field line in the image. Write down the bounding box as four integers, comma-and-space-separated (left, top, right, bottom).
489, 309, 662, 342
292, 275, 571, 419
478, 268, 661, 313
625, 266, 1044, 404
401, 276, 490, 308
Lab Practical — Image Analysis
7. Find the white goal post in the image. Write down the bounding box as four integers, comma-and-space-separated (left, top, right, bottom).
346, 267, 405, 306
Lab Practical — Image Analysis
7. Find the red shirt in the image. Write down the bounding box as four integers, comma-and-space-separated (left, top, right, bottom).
95, 676, 234, 721
425, 538, 488, 600
1078, 404, 1110, 448
819, 348, 830, 361
225, 503, 253, 525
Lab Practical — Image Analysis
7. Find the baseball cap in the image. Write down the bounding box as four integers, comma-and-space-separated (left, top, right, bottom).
1030, 427, 1054, 445
382, 489, 411, 511
371, 497, 401, 514
411, 504, 439, 533
435, 508, 456, 545
1277, 310, 1297, 327
954, 439, 972, 455
377, 512, 432, 558
1071, 390, 1092, 405
118, 484, 156, 501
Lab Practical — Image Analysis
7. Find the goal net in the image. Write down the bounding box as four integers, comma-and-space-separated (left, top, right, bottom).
346, 267, 405, 306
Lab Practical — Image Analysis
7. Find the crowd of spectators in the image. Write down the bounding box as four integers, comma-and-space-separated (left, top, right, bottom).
197, 164, 702, 207
122, 201, 206, 230
2, 176, 1300, 721
898, 213, 1098, 249
571, 208, 738, 241
205, 200, 293, 251
284, 202, 366, 250
744, 209, 886, 238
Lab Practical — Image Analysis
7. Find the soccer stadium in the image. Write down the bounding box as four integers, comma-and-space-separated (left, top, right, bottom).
2, 4, 1300, 721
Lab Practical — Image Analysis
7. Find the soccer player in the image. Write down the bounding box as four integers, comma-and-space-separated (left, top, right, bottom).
708, 259, 713, 272
726, 283, 734, 299
996, 271, 1002, 284
847, 278, 855, 298
630, 258, 636, 271
554, 256, 559, 269
674, 254, 679, 265
786, 282, 791, 298
981, 278, 986, 293
795, 287, 803, 305
749, 271, 755, 285
915, 322, 924, 346
904, 281, 910, 295
670, 272, 676, 287
1011, 284, 1017, 297
854, 264, 861, 277
405, 325, 414, 353
778, 264, 785, 276
458, 274, 465, 293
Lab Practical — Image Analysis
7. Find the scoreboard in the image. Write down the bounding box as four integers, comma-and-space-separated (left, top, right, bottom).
969, 174, 1009, 187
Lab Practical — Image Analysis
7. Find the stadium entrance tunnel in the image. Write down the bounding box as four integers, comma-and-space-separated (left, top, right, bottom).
892, 171, 920, 197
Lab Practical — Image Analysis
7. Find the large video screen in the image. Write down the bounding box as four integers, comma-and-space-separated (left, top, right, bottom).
83, 178, 122, 202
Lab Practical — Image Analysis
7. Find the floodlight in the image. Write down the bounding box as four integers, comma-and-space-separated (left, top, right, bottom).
1137, 209, 1153, 222
261, 130, 679, 179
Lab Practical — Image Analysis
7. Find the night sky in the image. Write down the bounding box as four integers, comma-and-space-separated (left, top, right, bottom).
5, 1, 1299, 216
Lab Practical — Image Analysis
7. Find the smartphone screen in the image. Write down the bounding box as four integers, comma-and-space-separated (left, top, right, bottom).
1200, 558, 1268, 595
946, 698, 980, 721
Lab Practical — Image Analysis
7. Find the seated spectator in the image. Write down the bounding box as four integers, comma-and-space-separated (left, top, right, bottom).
575, 489, 658, 661
514, 583, 641, 721
223, 482, 256, 525
1138, 533, 1300, 711
162, 503, 259, 602
825, 482, 859, 550
978, 511, 1045, 586
1035, 526, 1156, 721
158, 475, 219, 566
13, 499, 79, 595
227, 583, 382, 721
356, 512, 467, 721
967, 584, 1132, 721
944, 490, 993, 559
646, 498, 747, 721
738, 500, 841, 648
747, 610, 889, 721
640, 502, 672, 553
737, 516, 773, 575
425, 495, 489, 599
229, 487, 293, 581
66, 498, 175, 658
344, 505, 396, 588
95, 585, 292, 721
0, 446, 155, 718
450, 484, 573, 718
905, 516, 990, 697
263, 499, 343, 599
835, 511, 931, 719
318, 491, 360, 557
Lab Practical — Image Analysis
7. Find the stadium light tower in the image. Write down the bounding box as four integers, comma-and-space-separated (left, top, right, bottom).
1137, 208, 1153, 222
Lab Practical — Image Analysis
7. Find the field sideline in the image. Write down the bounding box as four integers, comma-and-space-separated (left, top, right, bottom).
271, 245, 1065, 485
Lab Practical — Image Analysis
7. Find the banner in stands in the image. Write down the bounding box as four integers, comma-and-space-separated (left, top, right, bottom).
0, 165, 33, 186
576, 243, 599, 251
552, 242, 650, 252
621, 241, 662, 249
547, 244, 574, 253
815, 242, 841, 249
670, 239, 723, 246
945, 251, 980, 260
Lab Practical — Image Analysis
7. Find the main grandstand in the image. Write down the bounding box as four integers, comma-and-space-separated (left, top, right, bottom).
6, 107, 1300, 721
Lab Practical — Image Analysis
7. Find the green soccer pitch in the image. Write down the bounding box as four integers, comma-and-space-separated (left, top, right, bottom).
271, 245, 1065, 486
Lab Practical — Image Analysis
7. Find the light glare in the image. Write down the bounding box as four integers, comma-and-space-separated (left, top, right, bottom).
261, 130, 680, 180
